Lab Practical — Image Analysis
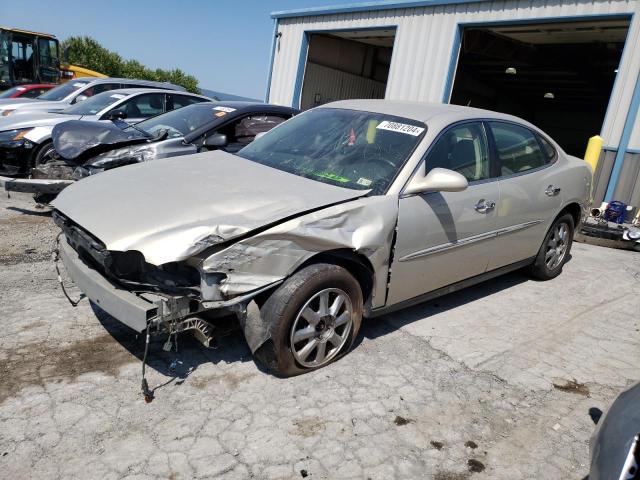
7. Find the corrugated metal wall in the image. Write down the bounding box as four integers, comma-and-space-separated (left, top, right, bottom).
269, 0, 640, 150
300, 62, 386, 110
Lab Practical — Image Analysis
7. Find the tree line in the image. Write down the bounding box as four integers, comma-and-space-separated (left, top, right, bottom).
61, 36, 200, 93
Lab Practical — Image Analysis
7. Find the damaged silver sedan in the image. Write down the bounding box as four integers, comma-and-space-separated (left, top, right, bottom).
52, 100, 591, 378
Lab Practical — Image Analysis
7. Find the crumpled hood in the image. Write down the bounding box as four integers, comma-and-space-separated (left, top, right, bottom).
52, 120, 150, 160
52, 151, 368, 265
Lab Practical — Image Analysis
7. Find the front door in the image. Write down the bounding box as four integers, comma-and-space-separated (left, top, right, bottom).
387, 121, 501, 305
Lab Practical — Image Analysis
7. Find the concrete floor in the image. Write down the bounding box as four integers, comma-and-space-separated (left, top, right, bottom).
0, 191, 639, 479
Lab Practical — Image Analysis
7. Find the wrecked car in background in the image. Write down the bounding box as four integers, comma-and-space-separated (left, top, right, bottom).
589, 381, 640, 480
51, 100, 591, 381
2, 102, 297, 202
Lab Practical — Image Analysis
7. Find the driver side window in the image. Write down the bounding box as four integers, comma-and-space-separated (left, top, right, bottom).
425, 122, 490, 182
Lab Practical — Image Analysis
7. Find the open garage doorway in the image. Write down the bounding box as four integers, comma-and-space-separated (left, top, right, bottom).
449, 18, 630, 156
299, 28, 395, 110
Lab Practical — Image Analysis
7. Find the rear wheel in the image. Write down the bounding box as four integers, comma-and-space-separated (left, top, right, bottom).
253, 263, 363, 377
528, 213, 574, 280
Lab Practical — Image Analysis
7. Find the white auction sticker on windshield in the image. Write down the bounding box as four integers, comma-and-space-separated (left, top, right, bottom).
213, 106, 236, 113
376, 121, 424, 136
110, 94, 125, 99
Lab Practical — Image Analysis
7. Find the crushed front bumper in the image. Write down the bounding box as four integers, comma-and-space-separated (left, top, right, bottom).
0, 175, 74, 194
58, 235, 161, 331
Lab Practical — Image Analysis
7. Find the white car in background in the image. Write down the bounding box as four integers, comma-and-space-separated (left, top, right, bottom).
0, 77, 186, 117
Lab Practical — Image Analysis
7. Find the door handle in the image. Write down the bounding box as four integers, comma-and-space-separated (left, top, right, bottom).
474, 199, 496, 214
545, 185, 561, 196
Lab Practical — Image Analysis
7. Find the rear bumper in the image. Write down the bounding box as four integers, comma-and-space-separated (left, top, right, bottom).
58, 235, 159, 332
0, 175, 74, 194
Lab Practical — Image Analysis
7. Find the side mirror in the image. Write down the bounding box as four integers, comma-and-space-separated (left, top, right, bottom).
203, 133, 227, 149
404, 167, 468, 195
74, 94, 88, 104
106, 109, 127, 121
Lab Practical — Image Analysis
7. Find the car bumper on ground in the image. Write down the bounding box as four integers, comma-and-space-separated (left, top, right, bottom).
0, 175, 74, 194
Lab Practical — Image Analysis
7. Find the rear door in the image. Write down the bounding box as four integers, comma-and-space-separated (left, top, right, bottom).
387, 121, 501, 305
487, 121, 562, 270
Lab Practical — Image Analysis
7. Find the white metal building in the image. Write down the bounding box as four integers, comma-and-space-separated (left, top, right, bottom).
265, 0, 640, 205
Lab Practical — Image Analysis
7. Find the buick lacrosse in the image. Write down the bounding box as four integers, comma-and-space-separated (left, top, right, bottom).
52, 100, 591, 377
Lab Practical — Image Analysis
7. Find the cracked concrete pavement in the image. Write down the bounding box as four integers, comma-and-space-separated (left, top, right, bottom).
1, 191, 639, 479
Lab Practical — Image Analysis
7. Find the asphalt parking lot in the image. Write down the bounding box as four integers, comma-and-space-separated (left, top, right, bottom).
1, 191, 639, 480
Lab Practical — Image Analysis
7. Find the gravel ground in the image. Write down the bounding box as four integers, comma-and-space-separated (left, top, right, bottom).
0, 191, 639, 480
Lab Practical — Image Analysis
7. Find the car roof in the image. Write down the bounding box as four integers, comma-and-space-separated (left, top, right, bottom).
321, 99, 537, 130
73, 77, 186, 91
213, 101, 298, 113
18, 84, 55, 89
95, 88, 208, 98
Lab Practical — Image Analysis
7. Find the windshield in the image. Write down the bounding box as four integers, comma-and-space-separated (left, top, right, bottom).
237, 108, 426, 194
132, 102, 217, 138
61, 91, 127, 116
0, 86, 23, 98
38, 80, 89, 101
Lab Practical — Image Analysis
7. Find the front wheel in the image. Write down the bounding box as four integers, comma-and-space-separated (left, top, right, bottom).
528, 213, 574, 280
32, 141, 56, 168
253, 263, 363, 377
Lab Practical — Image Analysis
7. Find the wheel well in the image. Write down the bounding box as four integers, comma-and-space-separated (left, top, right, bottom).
298, 249, 375, 306
559, 202, 582, 228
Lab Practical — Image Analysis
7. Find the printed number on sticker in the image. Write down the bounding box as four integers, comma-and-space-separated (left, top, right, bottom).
213, 106, 236, 113
376, 121, 424, 136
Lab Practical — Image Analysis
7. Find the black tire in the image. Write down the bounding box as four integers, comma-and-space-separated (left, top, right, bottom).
32, 141, 56, 168
253, 263, 363, 377
528, 213, 574, 280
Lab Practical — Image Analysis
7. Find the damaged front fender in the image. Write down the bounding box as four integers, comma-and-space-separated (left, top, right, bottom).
201, 195, 399, 312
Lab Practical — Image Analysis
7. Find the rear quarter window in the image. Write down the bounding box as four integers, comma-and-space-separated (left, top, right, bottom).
489, 122, 549, 176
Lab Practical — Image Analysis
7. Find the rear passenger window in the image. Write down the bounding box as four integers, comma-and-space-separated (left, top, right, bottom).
171, 95, 205, 109
425, 122, 490, 182
490, 122, 548, 176
537, 134, 556, 161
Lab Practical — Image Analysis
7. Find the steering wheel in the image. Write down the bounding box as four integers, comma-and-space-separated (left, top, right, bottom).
365, 152, 397, 171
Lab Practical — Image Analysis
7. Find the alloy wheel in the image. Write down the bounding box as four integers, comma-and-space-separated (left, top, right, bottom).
289, 288, 353, 368
545, 222, 569, 270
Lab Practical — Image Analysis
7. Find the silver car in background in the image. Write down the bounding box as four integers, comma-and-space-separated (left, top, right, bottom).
52, 100, 591, 377
0, 77, 186, 117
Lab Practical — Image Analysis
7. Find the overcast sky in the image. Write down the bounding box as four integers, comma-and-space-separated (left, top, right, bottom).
0, 0, 352, 99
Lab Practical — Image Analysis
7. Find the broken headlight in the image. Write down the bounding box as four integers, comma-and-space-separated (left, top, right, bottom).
74, 146, 155, 179
0, 127, 32, 144
107, 251, 201, 294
